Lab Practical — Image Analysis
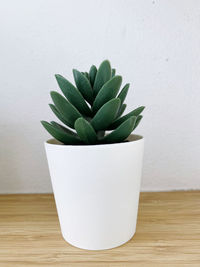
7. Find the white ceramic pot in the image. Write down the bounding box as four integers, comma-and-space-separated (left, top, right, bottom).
45, 134, 144, 250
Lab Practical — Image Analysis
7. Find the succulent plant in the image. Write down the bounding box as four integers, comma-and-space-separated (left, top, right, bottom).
41, 60, 145, 145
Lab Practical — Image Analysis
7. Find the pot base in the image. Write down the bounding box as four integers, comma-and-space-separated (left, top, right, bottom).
61, 231, 136, 250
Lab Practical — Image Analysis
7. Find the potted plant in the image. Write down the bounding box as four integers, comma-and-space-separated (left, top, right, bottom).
41, 60, 145, 250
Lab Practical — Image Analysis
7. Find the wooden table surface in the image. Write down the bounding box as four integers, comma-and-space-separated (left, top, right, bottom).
0, 191, 199, 266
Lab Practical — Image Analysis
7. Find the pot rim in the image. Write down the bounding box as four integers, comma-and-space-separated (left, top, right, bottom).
45, 134, 144, 148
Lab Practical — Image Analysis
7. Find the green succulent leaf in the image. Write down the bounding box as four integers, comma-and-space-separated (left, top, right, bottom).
49, 104, 70, 126
91, 98, 121, 131
84, 72, 89, 80
50, 121, 77, 136
117, 103, 127, 118
73, 69, 93, 105
74, 117, 97, 145
111, 68, 116, 77
89, 65, 97, 86
92, 75, 122, 113
50, 91, 82, 128
93, 60, 112, 96
100, 116, 137, 144
41, 121, 82, 145
55, 74, 91, 116
117, 83, 129, 105
109, 106, 145, 129
133, 115, 143, 130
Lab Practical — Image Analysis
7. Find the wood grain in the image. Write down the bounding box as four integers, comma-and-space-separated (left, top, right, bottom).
0, 191, 199, 266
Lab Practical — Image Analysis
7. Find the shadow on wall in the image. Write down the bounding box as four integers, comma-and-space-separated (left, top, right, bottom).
0, 124, 52, 193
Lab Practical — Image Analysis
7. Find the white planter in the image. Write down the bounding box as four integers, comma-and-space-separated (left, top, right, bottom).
45, 134, 144, 250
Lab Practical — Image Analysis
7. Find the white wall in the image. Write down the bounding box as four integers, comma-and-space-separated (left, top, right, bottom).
0, 0, 199, 193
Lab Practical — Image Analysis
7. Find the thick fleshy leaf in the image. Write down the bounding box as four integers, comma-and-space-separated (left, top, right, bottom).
133, 115, 143, 130
100, 116, 136, 144
50, 121, 77, 136
117, 83, 129, 105
91, 98, 121, 131
93, 60, 111, 96
49, 104, 69, 126
111, 68, 116, 77
117, 103, 127, 118
55, 74, 91, 116
89, 65, 97, 86
73, 69, 93, 105
92, 75, 122, 113
41, 121, 82, 145
51, 91, 82, 128
109, 106, 145, 129
74, 117, 97, 145
84, 72, 89, 80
